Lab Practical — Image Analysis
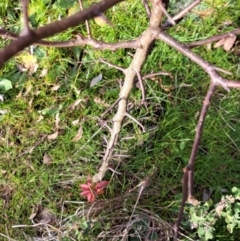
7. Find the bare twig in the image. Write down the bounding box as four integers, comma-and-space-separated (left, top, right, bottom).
92, 0, 164, 183
101, 97, 122, 118
99, 57, 126, 73
0, 0, 124, 67
159, 2, 176, 26
21, 0, 31, 35
142, 0, 151, 18
158, 31, 230, 91
0, 28, 141, 50
134, 68, 146, 104
143, 71, 173, 79
158, 26, 240, 241
124, 112, 145, 132
187, 28, 240, 48
174, 83, 216, 240
162, 0, 202, 29
123, 166, 158, 238
78, 0, 91, 38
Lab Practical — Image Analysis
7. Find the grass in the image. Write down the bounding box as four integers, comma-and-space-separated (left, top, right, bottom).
0, 0, 240, 240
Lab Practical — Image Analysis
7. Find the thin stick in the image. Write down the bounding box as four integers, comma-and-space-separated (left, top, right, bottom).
124, 112, 145, 132
158, 31, 229, 91
21, 0, 31, 35
134, 68, 146, 104
174, 83, 216, 240
124, 166, 157, 237
141, 0, 151, 19
78, 0, 91, 38
159, 3, 176, 26
0, 0, 124, 67
0, 27, 140, 49
99, 57, 126, 73
188, 28, 240, 48
162, 0, 202, 29
101, 97, 122, 118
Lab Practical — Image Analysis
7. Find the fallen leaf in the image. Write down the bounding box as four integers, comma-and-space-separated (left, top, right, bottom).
72, 119, 80, 126
43, 152, 53, 165
51, 84, 60, 91
72, 126, 83, 142
0, 169, 7, 174
90, 73, 102, 87
0, 110, 8, 115
0, 94, 4, 102
214, 38, 225, 48
36, 115, 44, 123
40, 68, 48, 77
194, 9, 214, 18
47, 131, 58, 141
214, 36, 236, 51
223, 35, 236, 51
94, 97, 110, 107
68, 99, 83, 111
55, 113, 60, 129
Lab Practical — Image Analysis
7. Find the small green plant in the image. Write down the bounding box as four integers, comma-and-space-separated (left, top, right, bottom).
187, 187, 240, 240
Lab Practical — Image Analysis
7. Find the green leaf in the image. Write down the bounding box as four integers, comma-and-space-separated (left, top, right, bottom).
38, 105, 62, 116
0, 79, 12, 91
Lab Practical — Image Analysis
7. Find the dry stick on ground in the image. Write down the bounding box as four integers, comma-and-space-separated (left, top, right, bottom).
0, 27, 140, 49
173, 83, 216, 240
162, 0, 202, 29
78, 0, 91, 38
92, 0, 165, 183
187, 27, 240, 48
158, 31, 240, 239
21, 0, 31, 34
0, 0, 124, 67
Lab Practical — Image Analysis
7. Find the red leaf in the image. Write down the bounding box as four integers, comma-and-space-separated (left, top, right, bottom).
80, 184, 91, 190
87, 192, 95, 202
95, 180, 109, 189
81, 190, 91, 196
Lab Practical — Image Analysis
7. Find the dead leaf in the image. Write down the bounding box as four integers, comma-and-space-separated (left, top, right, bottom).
0, 110, 8, 115
72, 126, 83, 142
90, 73, 102, 87
223, 35, 236, 51
214, 36, 236, 51
55, 113, 60, 129
94, 97, 110, 107
36, 115, 44, 123
194, 9, 214, 18
72, 119, 80, 126
51, 84, 60, 91
68, 99, 83, 111
47, 131, 58, 141
0, 169, 7, 174
214, 38, 226, 48
40, 69, 48, 77
188, 196, 200, 206
43, 153, 53, 165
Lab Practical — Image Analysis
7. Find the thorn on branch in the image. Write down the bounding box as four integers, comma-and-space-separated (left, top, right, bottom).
99, 58, 126, 74
124, 112, 145, 132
